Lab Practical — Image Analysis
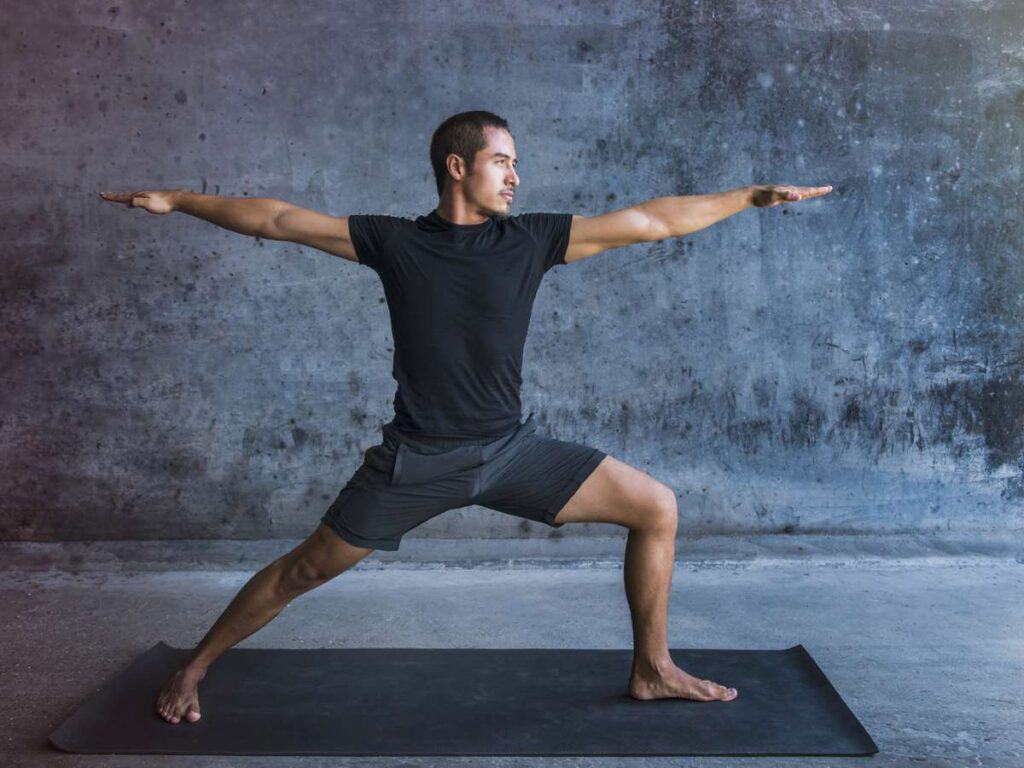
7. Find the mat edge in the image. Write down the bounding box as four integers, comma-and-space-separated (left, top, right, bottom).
793, 643, 880, 755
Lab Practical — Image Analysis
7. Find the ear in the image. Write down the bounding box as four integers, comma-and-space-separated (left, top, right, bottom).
446, 153, 468, 183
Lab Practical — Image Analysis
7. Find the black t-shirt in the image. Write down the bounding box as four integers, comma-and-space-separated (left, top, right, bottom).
348, 208, 574, 439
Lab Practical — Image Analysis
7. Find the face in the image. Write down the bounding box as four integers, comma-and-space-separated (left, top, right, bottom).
455, 126, 520, 219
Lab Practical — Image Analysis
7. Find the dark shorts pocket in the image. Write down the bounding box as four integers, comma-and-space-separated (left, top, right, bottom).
359, 442, 397, 478
390, 442, 483, 486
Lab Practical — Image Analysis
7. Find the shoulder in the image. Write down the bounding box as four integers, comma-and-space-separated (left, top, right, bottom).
512, 211, 574, 225
510, 212, 580, 271
347, 213, 416, 268
510, 211, 576, 238
348, 213, 417, 245
349, 212, 414, 230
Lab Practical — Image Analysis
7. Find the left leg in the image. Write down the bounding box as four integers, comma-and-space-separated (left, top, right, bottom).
551, 455, 738, 702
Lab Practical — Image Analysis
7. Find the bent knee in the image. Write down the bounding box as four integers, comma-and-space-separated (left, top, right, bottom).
648, 485, 679, 534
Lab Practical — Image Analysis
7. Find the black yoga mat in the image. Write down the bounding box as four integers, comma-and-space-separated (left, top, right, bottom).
49, 642, 878, 757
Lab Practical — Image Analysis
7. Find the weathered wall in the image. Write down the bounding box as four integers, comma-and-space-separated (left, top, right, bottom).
1, 1, 1021, 541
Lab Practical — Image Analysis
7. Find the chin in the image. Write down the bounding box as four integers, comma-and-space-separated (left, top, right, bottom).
488, 202, 511, 220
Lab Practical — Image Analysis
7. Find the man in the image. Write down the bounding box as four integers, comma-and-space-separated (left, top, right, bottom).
100, 110, 831, 725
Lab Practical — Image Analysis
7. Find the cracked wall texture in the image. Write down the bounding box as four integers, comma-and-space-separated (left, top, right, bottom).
1, 1, 1021, 541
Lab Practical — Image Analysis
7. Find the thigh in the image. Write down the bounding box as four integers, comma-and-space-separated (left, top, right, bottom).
549, 454, 676, 528
473, 433, 608, 528
321, 437, 473, 551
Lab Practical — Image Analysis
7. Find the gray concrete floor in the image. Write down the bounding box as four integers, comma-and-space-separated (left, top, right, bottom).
2, 534, 1022, 767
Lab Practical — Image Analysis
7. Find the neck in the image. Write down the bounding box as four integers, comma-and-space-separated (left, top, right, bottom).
436, 193, 489, 226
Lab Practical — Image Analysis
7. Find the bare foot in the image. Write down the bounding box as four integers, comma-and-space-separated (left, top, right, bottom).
629, 660, 738, 702
155, 665, 207, 724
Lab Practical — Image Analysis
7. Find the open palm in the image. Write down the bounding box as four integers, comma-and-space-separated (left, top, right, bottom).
98, 189, 178, 214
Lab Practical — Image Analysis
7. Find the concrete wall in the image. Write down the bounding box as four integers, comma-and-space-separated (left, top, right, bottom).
2, 1, 1021, 542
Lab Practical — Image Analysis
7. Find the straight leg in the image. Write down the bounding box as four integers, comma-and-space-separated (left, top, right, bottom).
156, 523, 374, 724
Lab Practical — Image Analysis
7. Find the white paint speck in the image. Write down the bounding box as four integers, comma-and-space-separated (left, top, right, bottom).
784, 63, 797, 75
757, 72, 775, 88
872, 164, 882, 176
883, 22, 891, 31
797, 118, 805, 127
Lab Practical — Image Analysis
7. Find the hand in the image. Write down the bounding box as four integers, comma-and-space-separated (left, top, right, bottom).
749, 184, 833, 208
98, 188, 182, 214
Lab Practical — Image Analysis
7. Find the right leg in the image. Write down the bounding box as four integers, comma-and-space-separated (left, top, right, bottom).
156, 428, 473, 723
156, 523, 373, 724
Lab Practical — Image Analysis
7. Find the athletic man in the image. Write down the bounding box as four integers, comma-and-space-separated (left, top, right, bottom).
100, 110, 831, 725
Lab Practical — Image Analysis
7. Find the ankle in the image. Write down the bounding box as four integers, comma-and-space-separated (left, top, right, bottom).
632, 652, 674, 676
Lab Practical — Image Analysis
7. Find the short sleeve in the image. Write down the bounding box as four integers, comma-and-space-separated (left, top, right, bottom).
347, 214, 405, 271
516, 212, 574, 273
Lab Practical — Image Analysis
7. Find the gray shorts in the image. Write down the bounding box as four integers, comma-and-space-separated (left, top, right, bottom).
320, 412, 607, 550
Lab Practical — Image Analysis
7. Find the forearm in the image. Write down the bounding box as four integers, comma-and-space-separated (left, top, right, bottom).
637, 185, 753, 239
171, 190, 288, 238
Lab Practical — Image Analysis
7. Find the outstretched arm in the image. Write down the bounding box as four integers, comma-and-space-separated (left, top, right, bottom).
98, 189, 358, 262
564, 183, 833, 264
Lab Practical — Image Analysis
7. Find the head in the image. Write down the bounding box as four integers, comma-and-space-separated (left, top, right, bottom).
429, 110, 519, 218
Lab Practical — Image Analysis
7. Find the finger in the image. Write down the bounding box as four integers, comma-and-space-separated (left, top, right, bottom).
781, 184, 833, 203
798, 185, 833, 198
101, 191, 145, 207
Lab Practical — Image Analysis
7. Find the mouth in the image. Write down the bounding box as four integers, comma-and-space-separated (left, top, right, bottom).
500, 191, 514, 200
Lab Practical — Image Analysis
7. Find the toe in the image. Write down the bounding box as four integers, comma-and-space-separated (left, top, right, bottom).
186, 705, 201, 722
698, 679, 720, 700
700, 679, 736, 702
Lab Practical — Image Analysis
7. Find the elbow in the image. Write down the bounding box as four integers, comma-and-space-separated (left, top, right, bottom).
261, 201, 292, 241
645, 214, 673, 243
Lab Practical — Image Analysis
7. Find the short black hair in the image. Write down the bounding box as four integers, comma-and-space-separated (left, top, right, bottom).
429, 110, 512, 197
